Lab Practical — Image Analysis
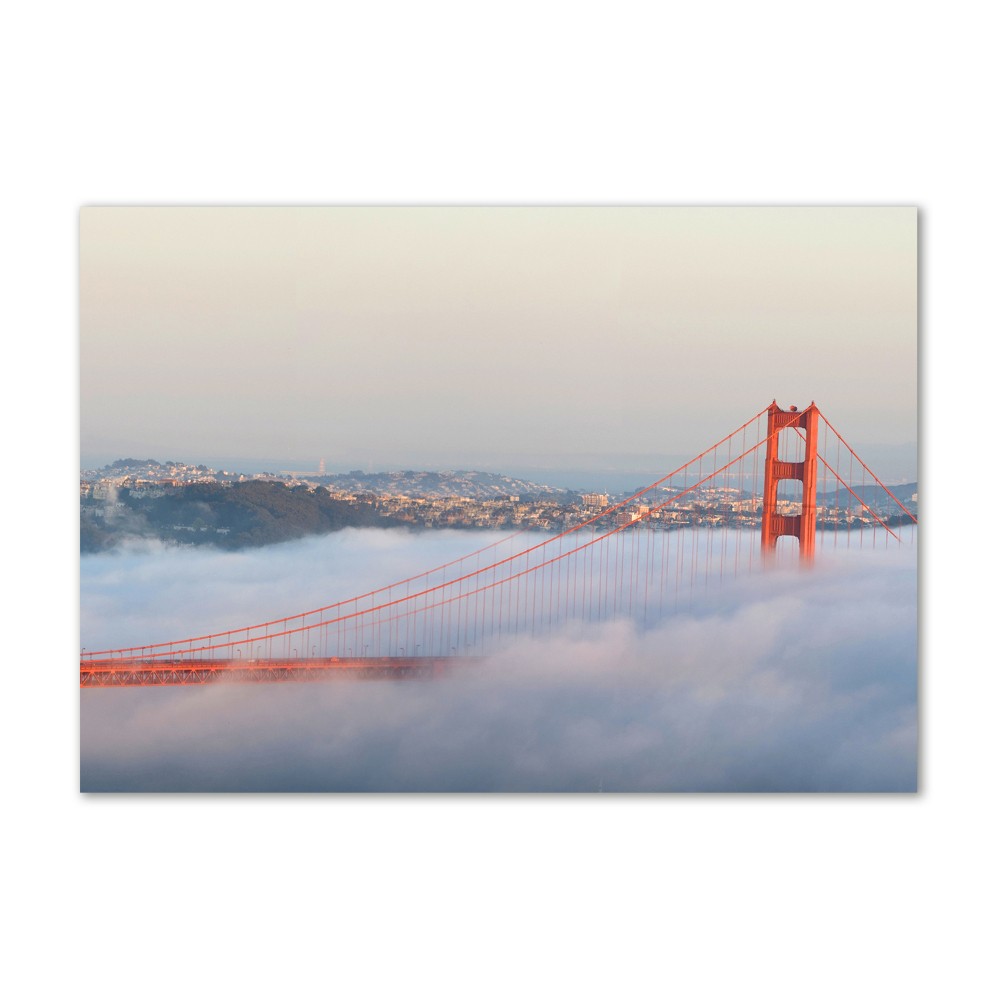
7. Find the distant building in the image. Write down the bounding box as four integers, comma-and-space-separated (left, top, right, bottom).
318, 459, 325, 474
582, 493, 608, 508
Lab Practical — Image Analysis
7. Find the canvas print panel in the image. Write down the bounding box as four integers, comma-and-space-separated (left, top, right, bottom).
79, 207, 917, 792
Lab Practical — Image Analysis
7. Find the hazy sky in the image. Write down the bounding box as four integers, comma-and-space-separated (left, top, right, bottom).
80, 207, 916, 476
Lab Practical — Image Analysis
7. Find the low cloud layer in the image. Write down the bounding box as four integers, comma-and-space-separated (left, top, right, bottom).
81, 530, 917, 792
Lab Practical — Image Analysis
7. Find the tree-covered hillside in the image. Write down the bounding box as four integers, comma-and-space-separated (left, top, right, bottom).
80, 481, 400, 554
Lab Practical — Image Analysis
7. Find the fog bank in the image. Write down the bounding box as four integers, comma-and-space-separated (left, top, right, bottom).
81, 529, 917, 792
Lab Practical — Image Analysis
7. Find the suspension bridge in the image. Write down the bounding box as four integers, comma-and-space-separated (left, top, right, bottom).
81, 403, 917, 687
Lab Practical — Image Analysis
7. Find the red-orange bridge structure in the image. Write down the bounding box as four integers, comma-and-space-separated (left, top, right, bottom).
82, 403, 917, 687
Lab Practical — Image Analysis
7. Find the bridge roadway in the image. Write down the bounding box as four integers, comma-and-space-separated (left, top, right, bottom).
80, 656, 483, 687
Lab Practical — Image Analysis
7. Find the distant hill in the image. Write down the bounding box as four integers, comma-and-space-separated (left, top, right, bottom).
311, 469, 567, 499
80, 480, 400, 554
108, 458, 163, 469
817, 481, 917, 508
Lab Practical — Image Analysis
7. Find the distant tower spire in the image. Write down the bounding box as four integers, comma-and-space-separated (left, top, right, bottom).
318, 459, 325, 475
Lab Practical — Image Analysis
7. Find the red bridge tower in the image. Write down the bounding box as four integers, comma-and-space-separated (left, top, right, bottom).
761, 401, 818, 563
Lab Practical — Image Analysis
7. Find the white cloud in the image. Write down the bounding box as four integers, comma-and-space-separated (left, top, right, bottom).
81, 529, 917, 791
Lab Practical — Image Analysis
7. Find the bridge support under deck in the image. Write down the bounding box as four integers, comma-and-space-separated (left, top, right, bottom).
80, 657, 483, 687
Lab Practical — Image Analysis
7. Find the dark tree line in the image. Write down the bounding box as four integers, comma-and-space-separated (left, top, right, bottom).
81, 481, 403, 554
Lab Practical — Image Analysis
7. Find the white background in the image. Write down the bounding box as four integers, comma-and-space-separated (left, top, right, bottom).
3, 1, 996, 997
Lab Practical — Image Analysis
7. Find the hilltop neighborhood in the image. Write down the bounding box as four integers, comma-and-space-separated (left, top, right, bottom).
80, 458, 918, 553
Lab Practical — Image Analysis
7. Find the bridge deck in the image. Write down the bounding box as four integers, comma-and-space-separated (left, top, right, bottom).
80, 657, 482, 687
